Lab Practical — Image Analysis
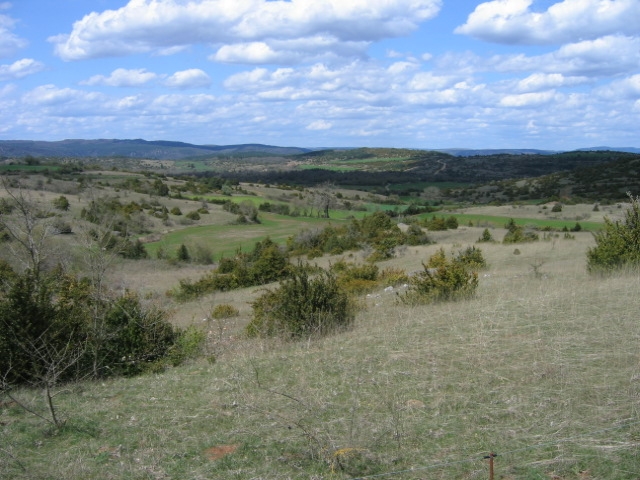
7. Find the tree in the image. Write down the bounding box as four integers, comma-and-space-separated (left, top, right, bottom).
587, 192, 640, 273
0, 270, 88, 427
477, 228, 494, 243
177, 244, 190, 262
153, 179, 169, 197
312, 183, 337, 218
0, 179, 54, 282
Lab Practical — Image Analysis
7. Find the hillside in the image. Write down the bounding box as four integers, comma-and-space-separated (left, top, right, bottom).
0, 139, 310, 160
3, 226, 640, 478
2, 159, 640, 478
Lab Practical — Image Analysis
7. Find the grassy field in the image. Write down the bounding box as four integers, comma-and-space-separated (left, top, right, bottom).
4, 173, 640, 479
4, 226, 640, 479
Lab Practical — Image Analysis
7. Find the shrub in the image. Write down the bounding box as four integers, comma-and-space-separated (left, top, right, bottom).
379, 266, 410, 287
247, 266, 354, 339
587, 192, 640, 273
211, 303, 239, 319
401, 251, 478, 305
52, 195, 70, 211
185, 210, 201, 221
171, 238, 290, 301
477, 228, 494, 243
405, 223, 432, 245
502, 219, 539, 244
190, 244, 212, 264
332, 261, 379, 295
455, 246, 487, 270
98, 292, 178, 376
176, 244, 190, 262
170, 207, 182, 215
168, 325, 205, 366
551, 203, 562, 212
119, 238, 148, 259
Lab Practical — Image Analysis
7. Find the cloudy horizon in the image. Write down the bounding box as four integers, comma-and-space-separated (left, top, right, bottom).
1, 0, 639, 150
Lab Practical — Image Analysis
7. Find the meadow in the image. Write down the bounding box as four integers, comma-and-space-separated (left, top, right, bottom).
4, 219, 640, 479
2, 170, 640, 479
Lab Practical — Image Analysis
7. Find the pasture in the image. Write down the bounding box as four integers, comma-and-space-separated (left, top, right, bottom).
2, 171, 640, 479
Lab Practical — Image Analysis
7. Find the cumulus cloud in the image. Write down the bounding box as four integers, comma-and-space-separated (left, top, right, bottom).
500, 90, 557, 107
306, 120, 332, 130
597, 74, 640, 100
0, 58, 44, 80
0, 8, 27, 57
81, 68, 158, 87
456, 0, 640, 45
211, 37, 369, 64
439, 35, 640, 79
49, 0, 441, 63
164, 69, 211, 89
515, 73, 589, 92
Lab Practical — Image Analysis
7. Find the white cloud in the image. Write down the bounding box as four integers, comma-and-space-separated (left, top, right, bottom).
81, 68, 158, 87
516, 73, 589, 92
164, 69, 211, 89
50, 0, 441, 63
597, 74, 640, 99
440, 35, 640, 79
0, 58, 44, 80
0, 9, 27, 57
456, 0, 640, 45
306, 120, 332, 130
500, 90, 557, 107
213, 42, 285, 64
409, 72, 458, 91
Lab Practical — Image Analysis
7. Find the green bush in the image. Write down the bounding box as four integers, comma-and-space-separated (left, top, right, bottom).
502, 218, 539, 244
185, 210, 201, 221
176, 244, 190, 262
247, 266, 354, 339
98, 292, 178, 376
52, 195, 70, 211
331, 261, 380, 295
378, 266, 409, 287
211, 303, 239, 319
171, 238, 290, 301
405, 223, 432, 246
0, 270, 181, 384
168, 325, 205, 367
120, 238, 148, 259
401, 250, 478, 305
587, 193, 640, 273
455, 246, 487, 270
477, 228, 494, 243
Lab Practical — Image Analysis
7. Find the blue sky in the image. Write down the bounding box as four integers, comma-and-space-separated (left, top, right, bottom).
1, 0, 639, 150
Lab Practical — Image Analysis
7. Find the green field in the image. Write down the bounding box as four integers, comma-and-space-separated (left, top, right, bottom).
144, 212, 352, 258
425, 213, 602, 232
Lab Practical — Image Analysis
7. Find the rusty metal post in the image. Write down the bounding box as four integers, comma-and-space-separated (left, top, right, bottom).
484, 453, 497, 480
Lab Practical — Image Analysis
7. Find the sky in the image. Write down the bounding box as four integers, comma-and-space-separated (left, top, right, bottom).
0, 0, 639, 150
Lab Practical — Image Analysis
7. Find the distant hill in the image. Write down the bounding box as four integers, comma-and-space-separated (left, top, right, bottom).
1, 139, 638, 160
577, 146, 640, 154
0, 139, 311, 159
436, 148, 558, 156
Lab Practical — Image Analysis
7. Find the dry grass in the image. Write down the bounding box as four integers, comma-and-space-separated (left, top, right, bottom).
4, 223, 640, 479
